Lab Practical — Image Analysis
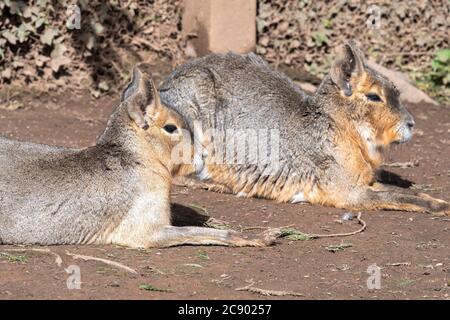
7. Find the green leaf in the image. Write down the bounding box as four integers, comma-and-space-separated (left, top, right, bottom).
322, 18, 332, 29
325, 243, 353, 252
431, 60, 441, 71
35, 17, 46, 29
312, 32, 329, 46
139, 284, 172, 292
197, 251, 210, 260
17, 24, 29, 43
435, 48, 450, 63
0, 252, 27, 263
280, 228, 313, 241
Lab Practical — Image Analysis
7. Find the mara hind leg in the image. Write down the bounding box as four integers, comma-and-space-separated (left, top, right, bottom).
173, 176, 233, 194
149, 226, 280, 248
365, 183, 449, 215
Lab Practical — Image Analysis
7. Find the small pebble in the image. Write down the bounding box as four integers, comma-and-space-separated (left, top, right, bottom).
342, 212, 355, 221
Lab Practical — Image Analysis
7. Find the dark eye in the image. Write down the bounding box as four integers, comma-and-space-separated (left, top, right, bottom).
366, 93, 382, 102
163, 124, 178, 134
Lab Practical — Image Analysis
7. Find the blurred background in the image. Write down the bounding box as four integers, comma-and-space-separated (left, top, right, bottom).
0, 0, 449, 104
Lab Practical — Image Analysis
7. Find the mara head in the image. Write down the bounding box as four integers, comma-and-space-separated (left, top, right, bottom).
120, 63, 195, 176
328, 40, 415, 147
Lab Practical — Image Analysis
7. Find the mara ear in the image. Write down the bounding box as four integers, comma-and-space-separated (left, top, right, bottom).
330, 40, 365, 96
121, 63, 161, 130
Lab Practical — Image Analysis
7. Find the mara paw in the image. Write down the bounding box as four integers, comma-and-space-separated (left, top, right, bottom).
227, 229, 281, 247
419, 194, 450, 215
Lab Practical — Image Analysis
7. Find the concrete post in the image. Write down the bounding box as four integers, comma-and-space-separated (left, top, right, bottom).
182, 0, 257, 56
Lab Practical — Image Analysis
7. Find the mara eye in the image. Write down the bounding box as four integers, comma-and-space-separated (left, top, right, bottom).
163, 124, 178, 134
366, 93, 382, 102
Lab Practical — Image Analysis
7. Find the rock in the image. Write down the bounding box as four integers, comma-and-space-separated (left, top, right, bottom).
295, 81, 317, 93
366, 59, 438, 106
342, 212, 355, 221
184, 40, 197, 58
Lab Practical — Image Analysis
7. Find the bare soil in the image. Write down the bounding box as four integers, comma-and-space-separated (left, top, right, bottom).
0, 88, 449, 300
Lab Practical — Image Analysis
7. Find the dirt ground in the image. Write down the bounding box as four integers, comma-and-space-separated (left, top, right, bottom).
0, 85, 449, 300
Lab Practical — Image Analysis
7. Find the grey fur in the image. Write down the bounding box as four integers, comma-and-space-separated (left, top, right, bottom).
0, 108, 140, 245
0, 63, 279, 247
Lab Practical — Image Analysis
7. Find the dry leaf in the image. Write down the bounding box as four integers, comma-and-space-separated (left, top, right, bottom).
49, 55, 71, 72
40, 28, 59, 46
1, 68, 12, 79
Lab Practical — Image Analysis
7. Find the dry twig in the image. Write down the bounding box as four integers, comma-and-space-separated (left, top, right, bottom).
308, 212, 367, 238
280, 212, 366, 240
236, 280, 303, 297
65, 251, 138, 274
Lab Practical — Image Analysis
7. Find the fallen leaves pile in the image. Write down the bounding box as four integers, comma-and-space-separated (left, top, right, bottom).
1, 0, 448, 103
0, 0, 186, 95
257, 0, 449, 73
256, 0, 449, 103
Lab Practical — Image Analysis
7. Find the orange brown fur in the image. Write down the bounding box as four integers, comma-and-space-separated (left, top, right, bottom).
164, 42, 449, 216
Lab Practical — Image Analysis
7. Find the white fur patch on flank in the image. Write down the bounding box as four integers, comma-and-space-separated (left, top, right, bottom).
357, 122, 377, 158
236, 191, 247, 198
193, 122, 207, 175
193, 149, 205, 174
197, 165, 210, 180
194, 143, 210, 180
106, 193, 169, 247
291, 192, 308, 203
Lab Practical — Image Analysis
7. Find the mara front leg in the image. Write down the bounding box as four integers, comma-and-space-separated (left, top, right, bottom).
342, 183, 450, 215
148, 226, 279, 248
104, 218, 280, 248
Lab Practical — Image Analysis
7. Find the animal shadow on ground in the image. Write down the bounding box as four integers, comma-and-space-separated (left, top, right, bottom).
171, 203, 210, 227
378, 169, 414, 188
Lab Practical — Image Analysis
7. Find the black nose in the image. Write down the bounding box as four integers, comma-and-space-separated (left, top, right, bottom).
406, 120, 415, 129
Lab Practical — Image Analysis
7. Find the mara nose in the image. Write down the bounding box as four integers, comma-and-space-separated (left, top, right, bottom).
406, 119, 415, 129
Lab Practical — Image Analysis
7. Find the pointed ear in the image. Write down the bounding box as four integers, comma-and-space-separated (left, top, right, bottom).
330, 40, 365, 96
121, 63, 161, 130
